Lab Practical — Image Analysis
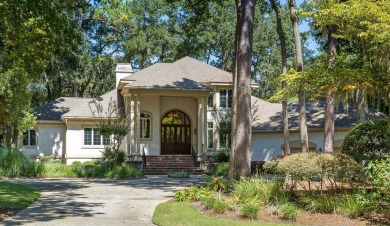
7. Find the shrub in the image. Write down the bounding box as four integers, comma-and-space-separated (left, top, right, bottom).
264, 153, 364, 192
342, 118, 390, 163
100, 148, 126, 170
206, 176, 230, 192
174, 186, 212, 202
241, 203, 259, 219
209, 151, 230, 163
366, 158, 390, 193
280, 203, 299, 221
106, 165, 143, 178
232, 175, 289, 204
297, 192, 372, 217
201, 196, 229, 213
167, 171, 190, 178
0, 147, 45, 178
215, 163, 229, 177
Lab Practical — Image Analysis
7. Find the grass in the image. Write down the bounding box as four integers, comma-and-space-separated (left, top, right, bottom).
153, 201, 288, 226
0, 147, 45, 178
0, 181, 40, 209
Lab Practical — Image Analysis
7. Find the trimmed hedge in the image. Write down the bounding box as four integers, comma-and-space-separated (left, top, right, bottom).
342, 118, 390, 163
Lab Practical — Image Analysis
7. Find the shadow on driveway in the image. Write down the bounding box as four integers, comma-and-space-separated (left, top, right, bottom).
4, 175, 205, 226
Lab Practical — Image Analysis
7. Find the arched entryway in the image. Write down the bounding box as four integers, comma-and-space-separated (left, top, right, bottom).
161, 110, 191, 155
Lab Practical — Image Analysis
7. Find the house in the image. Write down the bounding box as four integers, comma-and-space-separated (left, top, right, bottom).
20, 56, 379, 165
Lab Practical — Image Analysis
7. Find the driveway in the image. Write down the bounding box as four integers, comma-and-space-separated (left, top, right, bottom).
3, 176, 204, 226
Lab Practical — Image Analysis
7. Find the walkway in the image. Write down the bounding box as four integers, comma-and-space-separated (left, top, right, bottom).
4, 176, 204, 226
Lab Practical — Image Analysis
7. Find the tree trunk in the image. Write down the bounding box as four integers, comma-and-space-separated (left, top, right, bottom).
288, 0, 308, 152
324, 25, 337, 153
357, 88, 366, 123
270, 0, 290, 155
229, 0, 255, 179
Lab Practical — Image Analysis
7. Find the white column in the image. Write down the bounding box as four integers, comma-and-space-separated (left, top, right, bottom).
135, 94, 141, 154
197, 98, 202, 155
129, 94, 136, 154
202, 97, 207, 154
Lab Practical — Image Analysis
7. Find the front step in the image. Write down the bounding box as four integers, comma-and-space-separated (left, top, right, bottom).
144, 155, 204, 175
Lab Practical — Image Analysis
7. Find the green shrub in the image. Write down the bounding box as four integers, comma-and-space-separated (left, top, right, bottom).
342, 118, 390, 163
206, 176, 230, 192
100, 148, 126, 170
105, 165, 143, 178
366, 158, 390, 193
0, 147, 45, 178
39, 155, 55, 163
167, 171, 190, 178
232, 175, 289, 205
174, 186, 211, 202
44, 161, 79, 178
201, 196, 229, 213
215, 163, 229, 177
209, 151, 229, 163
241, 203, 259, 219
297, 192, 372, 217
264, 153, 364, 191
280, 203, 299, 221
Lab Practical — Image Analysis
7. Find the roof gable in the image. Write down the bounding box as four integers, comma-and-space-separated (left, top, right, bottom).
123, 56, 232, 90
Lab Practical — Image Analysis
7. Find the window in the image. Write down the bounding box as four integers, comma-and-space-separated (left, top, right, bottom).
140, 113, 151, 139
220, 89, 232, 108
23, 129, 36, 146
208, 93, 214, 108
207, 122, 213, 149
219, 122, 230, 149
84, 128, 109, 146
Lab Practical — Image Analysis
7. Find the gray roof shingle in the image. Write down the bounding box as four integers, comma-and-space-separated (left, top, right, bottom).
35, 97, 93, 121
123, 56, 232, 90
62, 89, 120, 119
252, 98, 386, 131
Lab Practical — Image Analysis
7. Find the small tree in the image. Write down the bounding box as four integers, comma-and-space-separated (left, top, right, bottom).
89, 98, 130, 170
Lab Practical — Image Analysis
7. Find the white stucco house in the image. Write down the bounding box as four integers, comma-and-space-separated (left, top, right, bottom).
20, 56, 374, 165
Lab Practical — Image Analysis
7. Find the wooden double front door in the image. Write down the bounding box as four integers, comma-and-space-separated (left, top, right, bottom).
161, 110, 191, 155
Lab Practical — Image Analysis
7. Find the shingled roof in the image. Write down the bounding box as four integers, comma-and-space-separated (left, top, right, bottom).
35, 97, 93, 121
252, 98, 386, 132
123, 56, 232, 90
62, 89, 120, 119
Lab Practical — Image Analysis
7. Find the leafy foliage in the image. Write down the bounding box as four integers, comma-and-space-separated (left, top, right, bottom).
0, 147, 45, 178
342, 118, 390, 163
210, 151, 230, 163
280, 203, 299, 221
241, 203, 260, 219
264, 153, 364, 192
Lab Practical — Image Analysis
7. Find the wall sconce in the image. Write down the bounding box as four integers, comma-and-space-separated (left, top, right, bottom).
194, 128, 197, 134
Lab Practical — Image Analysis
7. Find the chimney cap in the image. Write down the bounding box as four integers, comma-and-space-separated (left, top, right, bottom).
115, 63, 133, 73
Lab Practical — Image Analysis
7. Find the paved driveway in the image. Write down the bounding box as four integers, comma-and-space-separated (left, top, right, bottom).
4, 176, 204, 226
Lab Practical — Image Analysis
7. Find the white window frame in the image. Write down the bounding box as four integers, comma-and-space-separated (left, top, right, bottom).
22, 129, 37, 147
219, 89, 232, 108
140, 112, 152, 139
83, 128, 109, 147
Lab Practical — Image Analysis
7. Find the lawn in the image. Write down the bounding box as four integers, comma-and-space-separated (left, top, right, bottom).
152, 201, 288, 226
0, 181, 40, 209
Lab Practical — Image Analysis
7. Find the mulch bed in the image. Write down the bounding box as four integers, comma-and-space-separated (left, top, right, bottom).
192, 202, 389, 226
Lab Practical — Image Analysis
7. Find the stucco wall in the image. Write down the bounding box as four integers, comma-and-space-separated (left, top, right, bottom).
139, 95, 160, 155
20, 123, 66, 158
251, 130, 349, 161
65, 120, 126, 164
